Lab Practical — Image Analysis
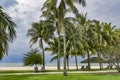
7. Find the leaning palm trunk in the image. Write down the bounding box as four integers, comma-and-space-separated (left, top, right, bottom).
87, 51, 91, 70
40, 39, 45, 71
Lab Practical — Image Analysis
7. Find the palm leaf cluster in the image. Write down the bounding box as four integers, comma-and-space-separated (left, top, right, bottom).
23, 49, 42, 66
0, 6, 16, 60
27, 20, 55, 71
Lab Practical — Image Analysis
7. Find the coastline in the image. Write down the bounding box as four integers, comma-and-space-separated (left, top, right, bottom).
0, 65, 109, 71
0, 63, 115, 71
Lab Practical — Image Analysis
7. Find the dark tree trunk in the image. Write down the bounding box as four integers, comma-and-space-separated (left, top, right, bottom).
75, 55, 78, 70
40, 39, 45, 72
98, 53, 102, 70
87, 51, 91, 70
67, 55, 69, 70
63, 21, 67, 76
34, 64, 38, 72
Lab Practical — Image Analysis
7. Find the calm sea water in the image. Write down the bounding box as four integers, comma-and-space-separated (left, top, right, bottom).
0, 63, 109, 67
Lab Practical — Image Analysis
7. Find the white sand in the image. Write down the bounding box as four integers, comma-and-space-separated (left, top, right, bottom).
0, 66, 109, 71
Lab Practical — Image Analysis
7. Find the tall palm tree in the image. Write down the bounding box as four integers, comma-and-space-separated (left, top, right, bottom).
76, 14, 94, 70
42, 0, 86, 76
65, 16, 83, 70
27, 20, 54, 71
0, 6, 16, 60
43, 7, 62, 70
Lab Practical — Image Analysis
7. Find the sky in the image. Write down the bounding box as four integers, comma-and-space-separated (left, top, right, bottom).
0, 0, 120, 63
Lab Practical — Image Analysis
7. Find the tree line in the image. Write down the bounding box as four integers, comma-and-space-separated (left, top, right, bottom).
27, 0, 120, 75
1, 0, 120, 76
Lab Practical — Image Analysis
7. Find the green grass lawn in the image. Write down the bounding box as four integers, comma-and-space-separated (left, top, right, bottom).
0, 73, 120, 80
0, 69, 115, 74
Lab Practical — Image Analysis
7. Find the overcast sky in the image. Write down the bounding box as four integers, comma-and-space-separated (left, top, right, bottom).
0, 0, 120, 63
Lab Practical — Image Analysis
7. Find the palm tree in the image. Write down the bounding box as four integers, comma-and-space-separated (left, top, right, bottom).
42, 0, 86, 76
111, 29, 120, 72
27, 20, 54, 71
45, 37, 63, 64
23, 49, 42, 72
43, 7, 62, 70
75, 14, 94, 70
65, 17, 81, 70
0, 6, 16, 60
100, 28, 120, 72
89, 20, 115, 70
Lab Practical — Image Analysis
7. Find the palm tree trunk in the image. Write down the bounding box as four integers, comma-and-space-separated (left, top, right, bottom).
67, 55, 69, 70
57, 23, 61, 70
40, 39, 45, 71
87, 51, 91, 70
75, 54, 78, 70
98, 53, 102, 70
59, 0, 67, 76
34, 64, 38, 72
63, 21, 67, 76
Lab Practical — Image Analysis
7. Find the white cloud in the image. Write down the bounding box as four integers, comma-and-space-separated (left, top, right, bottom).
3, 0, 120, 55
76, 0, 120, 26
1, 0, 120, 62
3, 0, 46, 55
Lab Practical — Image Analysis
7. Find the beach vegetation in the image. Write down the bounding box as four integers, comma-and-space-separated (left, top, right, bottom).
23, 49, 42, 72
27, 21, 55, 72
41, 0, 86, 76
25, 0, 120, 75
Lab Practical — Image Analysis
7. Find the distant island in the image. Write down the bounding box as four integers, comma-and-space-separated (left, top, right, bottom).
81, 57, 108, 63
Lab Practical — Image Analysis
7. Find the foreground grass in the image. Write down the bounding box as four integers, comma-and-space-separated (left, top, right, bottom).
0, 68, 116, 73
0, 73, 120, 80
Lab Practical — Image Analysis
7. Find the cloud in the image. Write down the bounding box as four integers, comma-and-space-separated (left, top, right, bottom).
0, 0, 120, 62
3, 0, 45, 54
84, 0, 120, 26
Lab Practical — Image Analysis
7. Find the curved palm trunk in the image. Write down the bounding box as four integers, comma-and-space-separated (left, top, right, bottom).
40, 39, 45, 71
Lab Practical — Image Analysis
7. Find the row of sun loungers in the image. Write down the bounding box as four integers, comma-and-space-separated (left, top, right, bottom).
80, 65, 114, 70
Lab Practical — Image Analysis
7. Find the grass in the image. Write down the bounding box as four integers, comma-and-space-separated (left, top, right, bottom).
42, 69, 116, 72
0, 70, 33, 74
0, 68, 115, 73
0, 73, 120, 80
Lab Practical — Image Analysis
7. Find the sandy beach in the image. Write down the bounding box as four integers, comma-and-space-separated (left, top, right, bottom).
0, 66, 110, 71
